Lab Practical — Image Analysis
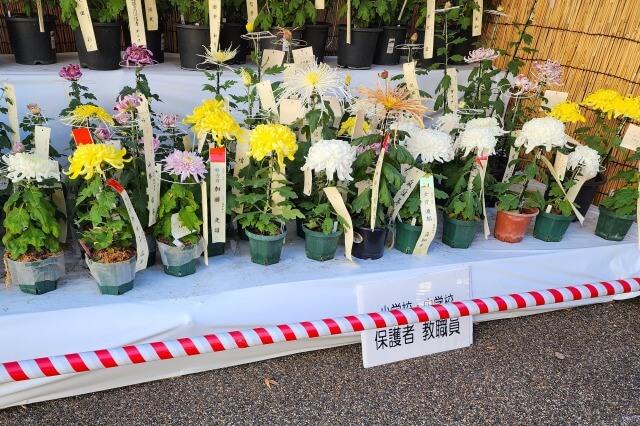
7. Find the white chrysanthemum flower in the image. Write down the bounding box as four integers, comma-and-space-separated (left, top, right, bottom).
3, 153, 60, 183
434, 112, 461, 133
464, 116, 504, 136
567, 145, 601, 179
201, 45, 238, 66
395, 120, 422, 145
514, 117, 567, 154
406, 128, 455, 164
347, 97, 384, 119
456, 127, 498, 157
301, 139, 357, 182
280, 62, 350, 109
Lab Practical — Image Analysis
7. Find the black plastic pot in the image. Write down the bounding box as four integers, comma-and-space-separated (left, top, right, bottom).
302, 23, 330, 63
352, 226, 388, 260
337, 26, 382, 70
175, 23, 214, 70
123, 26, 165, 63
416, 28, 446, 69
74, 22, 122, 70
220, 22, 248, 64
259, 27, 304, 53
573, 173, 607, 219
4, 16, 56, 65
373, 26, 408, 65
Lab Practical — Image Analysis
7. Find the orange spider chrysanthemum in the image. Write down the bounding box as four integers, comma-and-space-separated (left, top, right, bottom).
357, 80, 430, 125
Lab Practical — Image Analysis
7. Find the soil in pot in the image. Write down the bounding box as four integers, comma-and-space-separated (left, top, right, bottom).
302, 23, 330, 63
394, 220, 422, 254
4, 16, 56, 65
75, 22, 122, 70
573, 173, 606, 220
337, 26, 382, 70
303, 226, 341, 261
86, 247, 137, 295
442, 215, 479, 249
245, 227, 287, 266
352, 225, 388, 260
175, 23, 215, 70
494, 207, 539, 243
533, 211, 575, 242
373, 26, 408, 66
157, 238, 202, 277
594, 205, 636, 242
5, 251, 64, 295
220, 23, 248, 64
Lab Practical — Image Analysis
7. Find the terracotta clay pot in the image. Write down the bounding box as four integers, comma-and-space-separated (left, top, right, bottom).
494, 206, 539, 243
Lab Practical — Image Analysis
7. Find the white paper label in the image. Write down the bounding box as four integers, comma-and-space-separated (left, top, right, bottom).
423, 0, 436, 59
326, 96, 343, 127
209, 0, 221, 50
324, 187, 354, 262
386, 38, 396, 54
472, 0, 483, 37
126, 0, 147, 46
136, 97, 160, 226
279, 98, 304, 125
346, 0, 352, 44
370, 141, 387, 230
171, 212, 193, 241
543, 90, 569, 110
201, 180, 209, 263
292, 47, 315, 65
540, 156, 585, 223
413, 176, 437, 255
256, 80, 278, 114
36, 0, 45, 32
446, 67, 459, 112
209, 147, 226, 244
358, 267, 472, 368
34, 126, 51, 159
390, 167, 425, 224
261, 49, 285, 70
315, 0, 325, 9
403, 61, 420, 99
352, 110, 366, 140
621, 124, 640, 151
554, 152, 568, 180
232, 134, 250, 214
246, 0, 258, 26
75, 0, 98, 51
143, 0, 158, 31
502, 146, 520, 182
303, 168, 312, 196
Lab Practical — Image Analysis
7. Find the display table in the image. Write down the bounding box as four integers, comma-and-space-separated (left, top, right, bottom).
0, 52, 471, 158
0, 205, 638, 408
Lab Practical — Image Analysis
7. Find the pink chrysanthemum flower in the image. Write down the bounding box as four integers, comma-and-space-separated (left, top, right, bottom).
113, 94, 143, 125
138, 136, 160, 152
163, 150, 207, 183
512, 74, 539, 96
464, 47, 499, 63
94, 126, 112, 141
59, 64, 82, 81
161, 113, 179, 128
533, 59, 563, 86
122, 44, 154, 67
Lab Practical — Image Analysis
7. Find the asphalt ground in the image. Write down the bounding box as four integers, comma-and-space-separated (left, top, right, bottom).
1, 299, 638, 425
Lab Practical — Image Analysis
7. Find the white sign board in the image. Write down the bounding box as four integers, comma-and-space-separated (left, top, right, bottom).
358, 267, 472, 368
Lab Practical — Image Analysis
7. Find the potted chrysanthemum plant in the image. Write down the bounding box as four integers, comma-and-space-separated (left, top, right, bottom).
16, 103, 60, 158
441, 117, 502, 248
2, 0, 58, 65
2, 153, 64, 295
65, 143, 137, 295
348, 73, 428, 259
594, 148, 639, 242
532, 145, 599, 242
492, 116, 569, 243
235, 123, 304, 265
299, 139, 357, 261
394, 123, 454, 253
153, 150, 207, 276
183, 98, 243, 256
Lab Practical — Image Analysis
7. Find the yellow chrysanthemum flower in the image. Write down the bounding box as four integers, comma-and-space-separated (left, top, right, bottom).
183, 99, 243, 145
248, 123, 298, 165
61, 104, 115, 126
240, 68, 252, 87
246, 21, 254, 33
338, 116, 371, 137
611, 95, 640, 121
547, 101, 586, 123
65, 143, 131, 180
580, 89, 621, 118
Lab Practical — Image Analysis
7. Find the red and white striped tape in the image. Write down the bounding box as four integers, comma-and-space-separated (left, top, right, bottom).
1, 278, 638, 384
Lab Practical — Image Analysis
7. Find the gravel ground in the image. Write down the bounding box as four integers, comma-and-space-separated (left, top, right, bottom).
1, 299, 639, 425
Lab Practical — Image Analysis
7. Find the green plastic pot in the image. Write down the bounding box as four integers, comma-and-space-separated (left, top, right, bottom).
157, 240, 202, 277
6, 253, 64, 295
245, 228, 287, 266
207, 242, 225, 257
533, 211, 575, 242
303, 226, 342, 261
86, 255, 136, 296
442, 215, 479, 249
394, 220, 423, 254
595, 205, 636, 242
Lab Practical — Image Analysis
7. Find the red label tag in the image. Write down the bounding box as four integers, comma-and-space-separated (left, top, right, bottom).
106, 179, 124, 194
72, 128, 94, 146
382, 133, 390, 149
209, 147, 226, 163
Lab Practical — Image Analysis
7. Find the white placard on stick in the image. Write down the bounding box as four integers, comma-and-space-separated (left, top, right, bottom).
472, 0, 483, 37
143, 0, 158, 31
543, 90, 569, 110
423, 0, 436, 59
292, 46, 315, 65
246, 0, 258, 26
358, 267, 472, 368
621, 123, 640, 151
256, 80, 278, 113
126, 0, 147, 46
446, 67, 459, 112
3, 83, 20, 146
136, 97, 160, 226
209, 147, 226, 244
261, 49, 285, 71
209, 0, 221, 51
34, 126, 51, 159
75, 0, 98, 52
403, 61, 420, 99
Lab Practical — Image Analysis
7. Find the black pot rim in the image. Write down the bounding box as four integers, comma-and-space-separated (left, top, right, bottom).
305, 22, 330, 28
380, 25, 409, 30
3, 15, 55, 22
337, 25, 383, 33
174, 23, 209, 30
